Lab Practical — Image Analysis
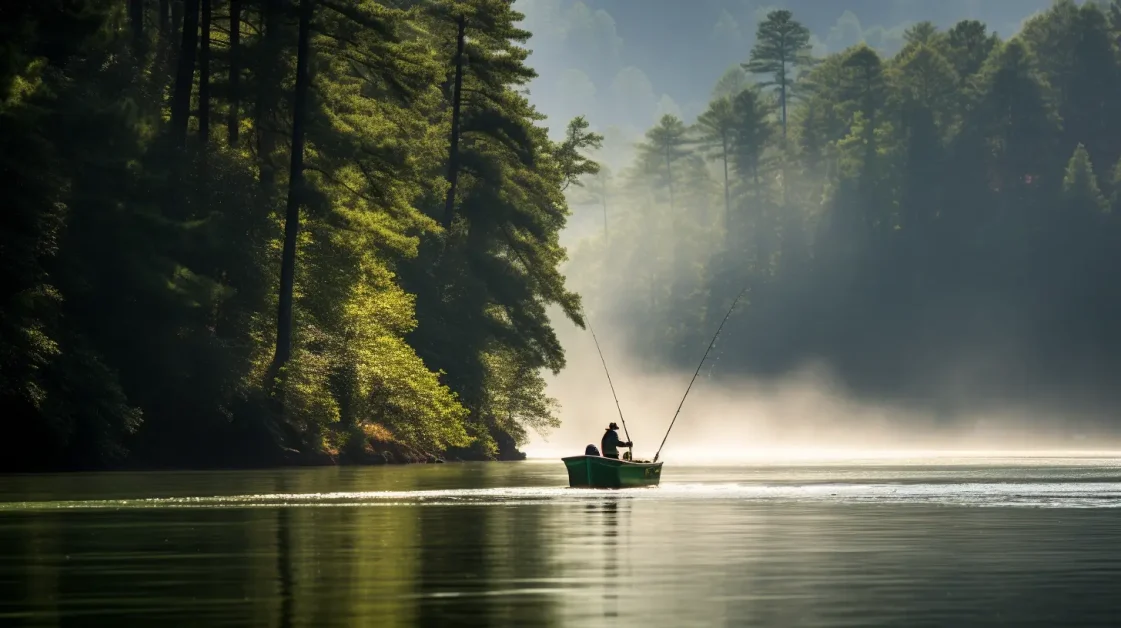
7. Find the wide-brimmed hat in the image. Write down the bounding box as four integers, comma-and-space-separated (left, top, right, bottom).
608, 422, 619, 430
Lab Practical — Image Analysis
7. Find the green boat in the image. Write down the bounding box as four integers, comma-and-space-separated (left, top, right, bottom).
562, 455, 663, 488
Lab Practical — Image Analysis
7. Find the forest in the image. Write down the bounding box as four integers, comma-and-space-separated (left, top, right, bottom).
567, 0, 1121, 429
0, 0, 602, 470
5, 1, 1121, 472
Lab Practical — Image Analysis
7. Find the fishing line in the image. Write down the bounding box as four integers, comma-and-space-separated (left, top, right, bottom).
587, 316, 631, 444
653, 283, 750, 463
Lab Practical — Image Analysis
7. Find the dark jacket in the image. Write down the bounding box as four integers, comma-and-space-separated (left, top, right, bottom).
601, 429, 633, 458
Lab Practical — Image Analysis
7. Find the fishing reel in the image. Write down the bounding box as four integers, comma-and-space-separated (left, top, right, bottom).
622, 450, 632, 461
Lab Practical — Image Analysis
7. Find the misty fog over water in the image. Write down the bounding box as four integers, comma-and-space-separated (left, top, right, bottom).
521, 0, 1121, 457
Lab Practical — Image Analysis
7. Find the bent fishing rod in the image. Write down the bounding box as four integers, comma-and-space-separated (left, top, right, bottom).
653, 284, 750, 463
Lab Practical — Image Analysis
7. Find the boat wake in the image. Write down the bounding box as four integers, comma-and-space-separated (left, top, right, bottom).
3, 481, 1121, 512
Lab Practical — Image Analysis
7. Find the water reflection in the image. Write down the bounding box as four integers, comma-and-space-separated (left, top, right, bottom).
600, 498, 620, 619
277, 483, 293, 628
3, 462, 1121, 627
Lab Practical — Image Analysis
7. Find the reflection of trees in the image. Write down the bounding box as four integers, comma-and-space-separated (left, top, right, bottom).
276, 468, 424, 626
416, 501, 490, 625
602, 498, 620, 619
9, 513, 61, 624
414, 464, 557, 626
277, 506, 293, 628
500, 496, 556, 624
582, 496, 629, 619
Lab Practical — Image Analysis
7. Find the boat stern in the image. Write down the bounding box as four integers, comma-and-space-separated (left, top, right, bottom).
562, 455, 593, 487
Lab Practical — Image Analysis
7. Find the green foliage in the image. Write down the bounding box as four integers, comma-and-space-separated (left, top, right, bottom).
745, 10, 814, 86
396, 0, 596, 460
1063, 144, 1108, 214
637, 114, 691, 210
695, 97, 737, 163
890, 42, 958, 127
730, 88, 774, 184
564, 7, 1121, 419
695, 96, 739, 221
744, 9, 814, 136
556, 115, 604, 190
0, 0, 591, 469
944, 20, 1001, 83
711, 65, 750, 101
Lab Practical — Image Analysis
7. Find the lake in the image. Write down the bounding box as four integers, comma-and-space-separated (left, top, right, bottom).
2, 457, 1121, 627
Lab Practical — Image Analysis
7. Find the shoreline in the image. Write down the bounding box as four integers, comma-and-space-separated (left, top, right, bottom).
14, 448, 1121, 474
0, 442, 531, 475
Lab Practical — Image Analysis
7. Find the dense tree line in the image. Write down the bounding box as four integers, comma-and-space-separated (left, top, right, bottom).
0, 0, 599, 470
569, 0, 1121, 425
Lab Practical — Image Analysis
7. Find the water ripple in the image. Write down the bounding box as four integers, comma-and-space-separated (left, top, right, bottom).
3, 481, 1121, 512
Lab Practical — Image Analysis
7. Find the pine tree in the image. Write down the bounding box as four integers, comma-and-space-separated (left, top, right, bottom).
637, 115, 690, 213
744, 10, 813, 139
730, 88, 773, 203
271, 0, 314, 380
399, 0, 599, 457
580, 165, 613, 238
944, 20, 999, 85
1063, 144, 1109, 214
227, 0, 242, 146
711, 65, 750, 101
695, 96, 738, 226
170, 0, 201, 148
1021, 0, 1121, 172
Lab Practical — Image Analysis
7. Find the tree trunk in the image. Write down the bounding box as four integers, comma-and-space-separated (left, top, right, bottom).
159, 0, 169, 36
753, 163, 764, 263
170, 0, 200, 149
665, 146, 675, 213
780, 56, 788, 139
129, 0, 145, 56
158, 0, 172, 83
170, 0, 183, 68
256, 0, 282, 186
442, 14, 467, 230
602, 194, 608, 239
227, 0, 241, 146
722, 134, 730, 228
198, 0, 211, 143
277, 507, 294, 628
272, 0, 315, 373
753, 163, 761, 204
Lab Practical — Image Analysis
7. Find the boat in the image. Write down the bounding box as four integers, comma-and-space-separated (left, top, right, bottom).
562, 454, 663, 488
569, 290, 746, 490
569, 323, 664, 489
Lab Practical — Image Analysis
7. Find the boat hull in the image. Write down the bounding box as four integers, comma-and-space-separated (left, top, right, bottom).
562, 455, 663, 488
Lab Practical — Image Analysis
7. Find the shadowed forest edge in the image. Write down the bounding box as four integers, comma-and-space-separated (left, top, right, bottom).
3, 0, 1121, 471
1, 0, 601, 470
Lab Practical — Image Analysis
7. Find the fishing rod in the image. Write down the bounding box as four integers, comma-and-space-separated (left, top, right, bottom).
587, 316, 631, 445
653, 284, 750, 463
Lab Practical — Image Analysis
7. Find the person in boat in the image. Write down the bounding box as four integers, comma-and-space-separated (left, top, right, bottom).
600, 422, 633, 459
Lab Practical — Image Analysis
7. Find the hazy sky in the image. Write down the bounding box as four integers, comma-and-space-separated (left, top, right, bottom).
515, 0, 1054, 161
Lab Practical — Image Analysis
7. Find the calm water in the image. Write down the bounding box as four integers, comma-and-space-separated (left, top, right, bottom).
3, 457, 1121, 627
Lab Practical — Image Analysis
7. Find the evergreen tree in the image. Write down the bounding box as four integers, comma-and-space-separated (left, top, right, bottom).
400, 0, 599, 457
580, 165, 613, 238
637, 115, 691, 213
711, 65, 750, 101
730, 87, 773, 206
563, 6, 1121, 421
944, 20, 999, 85
1021, 0, 1121, 171
695, 96, 738, 225
0, 0, 602, 469
744, 10, 813, 139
